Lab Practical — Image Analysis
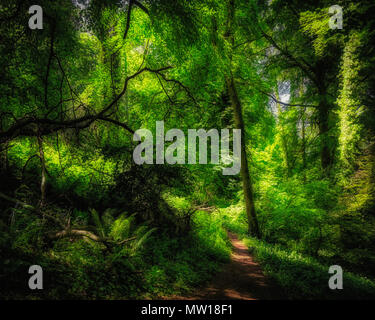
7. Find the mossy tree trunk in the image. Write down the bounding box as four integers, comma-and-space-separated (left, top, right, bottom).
224, 0, 260, 238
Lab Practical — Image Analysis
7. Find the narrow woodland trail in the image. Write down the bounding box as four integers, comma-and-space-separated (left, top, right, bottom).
170, 232, 283, 300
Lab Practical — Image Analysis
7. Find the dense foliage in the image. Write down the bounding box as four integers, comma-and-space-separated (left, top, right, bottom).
1, 0, 374, 299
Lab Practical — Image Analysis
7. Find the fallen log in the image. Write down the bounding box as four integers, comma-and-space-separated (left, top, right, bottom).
48, 229, 137, 246
49, 229, 103, 241
0, 191, 137, 247
0, 191, 35, 211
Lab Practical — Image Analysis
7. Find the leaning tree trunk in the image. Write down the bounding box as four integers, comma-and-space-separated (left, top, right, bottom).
224, 0, 260, 238
226, 76, 260, 238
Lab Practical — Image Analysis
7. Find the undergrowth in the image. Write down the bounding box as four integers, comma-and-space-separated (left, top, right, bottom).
0, 197, 230, 300
219, 205, 375, 299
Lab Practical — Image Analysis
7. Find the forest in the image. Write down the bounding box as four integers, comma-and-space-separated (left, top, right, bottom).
0, 0, 375, 300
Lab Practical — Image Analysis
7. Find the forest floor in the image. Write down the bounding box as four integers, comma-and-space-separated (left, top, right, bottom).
168, 232, 284, 300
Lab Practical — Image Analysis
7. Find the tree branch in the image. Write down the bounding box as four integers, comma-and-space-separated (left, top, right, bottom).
0, 66, 173, 143
123, 0, 134, 40
256, 88, 318, 108
0, 192, 35, 211
97, 116, 135, 134
259, 30, 319, 87
133, 0, 149, 15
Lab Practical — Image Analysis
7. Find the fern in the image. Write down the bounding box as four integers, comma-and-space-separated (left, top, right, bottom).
109, 213, 135, 241
131, 227, 157, 254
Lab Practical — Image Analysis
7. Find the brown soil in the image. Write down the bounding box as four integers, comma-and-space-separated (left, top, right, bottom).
168, 232, 283, 300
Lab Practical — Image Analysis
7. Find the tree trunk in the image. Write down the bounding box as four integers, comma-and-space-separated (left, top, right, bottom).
226, 76, 260, 238
37, 134, 47, 207
301, 106, 307, 182
318, 87, 332, 173
224, 0, 260, 238
276, 88, 291, 178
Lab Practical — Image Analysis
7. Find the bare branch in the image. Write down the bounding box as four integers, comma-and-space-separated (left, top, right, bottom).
133, 0, 149, 15
156, 72, 199, 107
259, 30, 319, 87
0, 66, 172, 143
256, 88, 318, 108
97, 116, 135, 135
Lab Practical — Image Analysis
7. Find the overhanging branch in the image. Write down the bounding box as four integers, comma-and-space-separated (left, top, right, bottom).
0, 66, 173, 143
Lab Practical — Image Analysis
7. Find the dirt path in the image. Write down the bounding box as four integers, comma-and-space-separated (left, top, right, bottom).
170, 232, 283, 300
